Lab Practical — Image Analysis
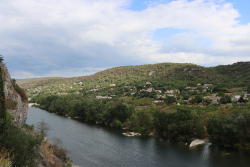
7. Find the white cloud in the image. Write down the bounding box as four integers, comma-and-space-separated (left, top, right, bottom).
149, 52, 248, 66
0, 0, 250, 78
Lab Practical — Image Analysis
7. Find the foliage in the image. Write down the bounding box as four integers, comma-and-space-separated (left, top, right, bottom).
164, 96, 176, 105
12, 79, 28, 102
36, 120, 51, 137
52, 138, 69, 162
0, 62, 6, 134
5, 98, 17, 110
0, 147, 14, 167
207, 109, 250, 149
126, 109, 153, 134
0, 113, 42, 167
220, 97, 227, 104
153, 108, 205, 140
40, 139, 55, 160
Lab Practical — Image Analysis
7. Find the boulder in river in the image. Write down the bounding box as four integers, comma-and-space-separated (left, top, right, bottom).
189, 139, 205, 147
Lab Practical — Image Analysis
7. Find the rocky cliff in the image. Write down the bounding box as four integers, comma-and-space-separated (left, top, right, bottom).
0, 62, 28, 126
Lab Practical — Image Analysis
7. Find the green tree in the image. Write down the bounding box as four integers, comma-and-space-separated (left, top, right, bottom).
220, 97, 227, 104
238, 96, 245, 103
194, 95, 203, 103
0, 57, 6, 134
164, 96, 176, 105
225, 95, 232, 103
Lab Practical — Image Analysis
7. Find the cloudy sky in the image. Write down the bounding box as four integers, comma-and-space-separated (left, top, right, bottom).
1, 0, 250, 79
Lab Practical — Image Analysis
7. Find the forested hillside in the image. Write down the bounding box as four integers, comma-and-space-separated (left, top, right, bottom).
18, 62, 250, 98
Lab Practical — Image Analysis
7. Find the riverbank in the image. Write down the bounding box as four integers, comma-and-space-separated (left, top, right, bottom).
26, 106, 250, 167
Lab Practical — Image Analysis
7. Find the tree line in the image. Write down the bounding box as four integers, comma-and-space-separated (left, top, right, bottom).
30, 94, 250, 149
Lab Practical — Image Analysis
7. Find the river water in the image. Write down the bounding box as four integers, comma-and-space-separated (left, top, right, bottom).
26, 107, 250, 167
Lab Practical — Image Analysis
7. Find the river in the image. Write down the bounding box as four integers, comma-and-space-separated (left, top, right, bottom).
26, 107, 250, 167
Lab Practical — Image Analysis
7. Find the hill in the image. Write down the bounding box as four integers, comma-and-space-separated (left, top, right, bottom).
18, 62, 250, 98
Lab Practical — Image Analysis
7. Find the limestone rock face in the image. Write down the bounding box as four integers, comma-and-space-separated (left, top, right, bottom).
0, 63, 28, 126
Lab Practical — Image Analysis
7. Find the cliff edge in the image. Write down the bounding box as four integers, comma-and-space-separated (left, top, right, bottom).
0, 62, 28, 126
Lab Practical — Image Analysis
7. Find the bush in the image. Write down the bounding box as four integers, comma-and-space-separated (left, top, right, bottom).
110, 119, 123, 129
5, 98, 17, 110
52, 138, 69, 162
0, 147, 14, 167
0, 113, 42, 167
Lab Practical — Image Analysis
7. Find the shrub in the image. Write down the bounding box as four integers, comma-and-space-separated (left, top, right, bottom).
0, 147, 14, 167
110, 119, 123, 129
5, 98, 17, 110
52, 138, 69, 162
11, 79, 28, 102
0, 113, 42, 167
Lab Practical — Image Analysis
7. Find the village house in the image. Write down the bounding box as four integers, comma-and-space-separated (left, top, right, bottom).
96, 96, 112, 99
165, 89, 180, 94
204, 84, 212, 88
234, 95, 241, 99
147, 87, 154, 92
110, 84, 116, 87
185, 87, 197, 90
90, 88, 99, 92
166, 94, 175, 97
204, 96, 221, 103
152, 100, 164, 103
155, 90, 162, 94
245, 93, 250, 98
156, 94, 165, 99
165, 89, 174, 94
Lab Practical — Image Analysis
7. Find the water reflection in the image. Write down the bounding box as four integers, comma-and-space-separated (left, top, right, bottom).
26, 107, 250, 167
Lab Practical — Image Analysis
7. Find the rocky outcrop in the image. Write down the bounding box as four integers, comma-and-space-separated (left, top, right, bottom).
0, 62, 28, 126
189, 139, 205, 147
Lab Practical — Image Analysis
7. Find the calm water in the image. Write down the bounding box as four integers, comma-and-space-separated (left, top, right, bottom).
26, 107, 250, 167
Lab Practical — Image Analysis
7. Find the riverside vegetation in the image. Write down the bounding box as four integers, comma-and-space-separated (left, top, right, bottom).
0, 56, 72, 167
24, 61, 250, 150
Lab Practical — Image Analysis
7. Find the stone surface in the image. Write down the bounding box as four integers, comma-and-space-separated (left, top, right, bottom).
1, 63, 28, 126
189, 139, 205, 147
122, 132, 141, 137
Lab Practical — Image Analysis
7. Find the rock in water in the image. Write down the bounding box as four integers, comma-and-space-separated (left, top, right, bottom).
189, 139, 205, 147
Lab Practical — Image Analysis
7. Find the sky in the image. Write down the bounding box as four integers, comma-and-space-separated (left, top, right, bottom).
0, 0, 250, 79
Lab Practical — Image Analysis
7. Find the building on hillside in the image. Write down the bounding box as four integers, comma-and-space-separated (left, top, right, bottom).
147, 87, 154, 92
110, 84, 116, 87
156, 95, 165, 99
152, 100, 164, 103
245, 93, 250, 98
204, 96, 221, 103
185, 86, 197, 90
165, 89, 180, 94
149, 71, 156, 76
234, 95, 241, 99
204, 84, 212, 88
90, 88, 99, 92
155, 90, 162, 94
96, 96, 112, 99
